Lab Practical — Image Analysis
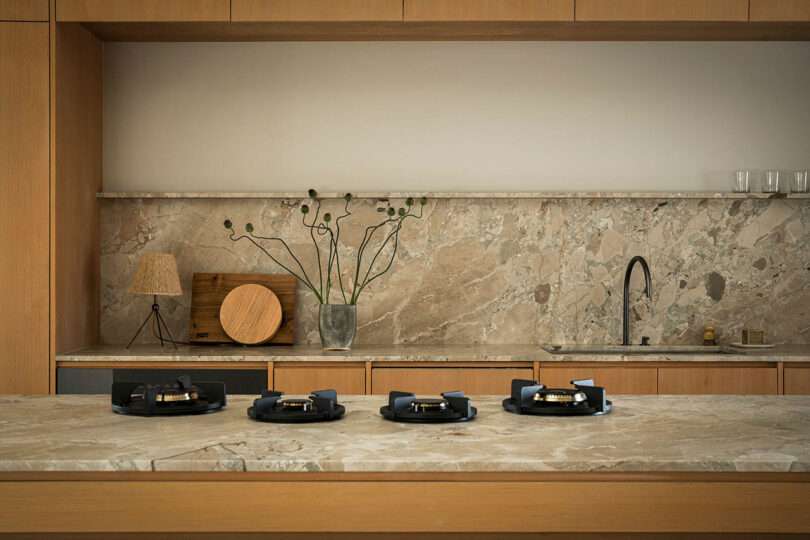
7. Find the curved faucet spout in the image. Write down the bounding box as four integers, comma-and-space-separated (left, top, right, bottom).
623, 256, 653, 346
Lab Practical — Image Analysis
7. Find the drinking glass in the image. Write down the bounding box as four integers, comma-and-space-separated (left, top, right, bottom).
792, 170, 809, 193
763, 170, 780, 193
733, 170, 750, 193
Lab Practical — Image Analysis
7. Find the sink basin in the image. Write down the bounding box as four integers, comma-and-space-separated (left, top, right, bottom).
542, 344, 723, 355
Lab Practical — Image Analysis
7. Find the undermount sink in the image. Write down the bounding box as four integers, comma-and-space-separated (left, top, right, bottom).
542, 344, 724, 355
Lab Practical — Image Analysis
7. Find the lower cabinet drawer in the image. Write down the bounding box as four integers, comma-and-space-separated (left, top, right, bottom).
658, 367, 778, 395
274, 366, 365, 394
538, 366, 658, 394
371, 367, 532, 395
784, 367, 810, 395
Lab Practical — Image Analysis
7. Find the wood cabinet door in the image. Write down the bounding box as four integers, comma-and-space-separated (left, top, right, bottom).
538, 366, 658, 394
233, 0, 403, 21
56, 0, 230, 21
658, 367, 778, 395
274, 366, 366, 394
371, 367, 533, 395
0, 22, 50, 394
751, 0, 810, 21
784, 367, 810, 395
576, 0, 748, 21
404, 0, 574, 21
0, 0, 49, 20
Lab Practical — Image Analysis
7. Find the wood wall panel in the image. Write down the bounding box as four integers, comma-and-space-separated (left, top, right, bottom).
538, 365, 658, 394
0, 22, 50, 394
371, 367, 532, 394
1, 478, 810, 533
784, 367, 810, 395
576, 0, 749, 21
658, 367, 778, 395
56, 0, 230, 22
54, 23, 102, 355
273, 365, 366, 394
404, 0, 574, 21
0, 0, 49, 20
751, 0, 810, 21
233, 0, 403, 22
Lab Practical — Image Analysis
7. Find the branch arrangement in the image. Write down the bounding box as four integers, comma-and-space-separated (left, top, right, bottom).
224, 190, 427, 305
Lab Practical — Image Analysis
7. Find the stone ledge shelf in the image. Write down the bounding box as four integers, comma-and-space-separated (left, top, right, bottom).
96, 191, 810, 200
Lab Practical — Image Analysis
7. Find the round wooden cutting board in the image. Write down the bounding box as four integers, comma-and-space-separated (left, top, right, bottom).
219, 284, 282, 345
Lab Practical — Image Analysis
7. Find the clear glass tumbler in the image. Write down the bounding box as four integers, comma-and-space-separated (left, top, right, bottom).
763, 170, 780, 193
733, 170, 750, 193
792, 170, 809, 193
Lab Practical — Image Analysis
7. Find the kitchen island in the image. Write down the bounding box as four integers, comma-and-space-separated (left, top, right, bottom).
0, 395, 809, 536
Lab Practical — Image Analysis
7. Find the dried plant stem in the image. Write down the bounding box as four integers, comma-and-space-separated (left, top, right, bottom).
226, 193, 425, 306
228, 230, 323, 303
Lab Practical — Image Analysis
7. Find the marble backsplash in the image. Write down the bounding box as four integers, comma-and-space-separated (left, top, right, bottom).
100, 197, 810, 346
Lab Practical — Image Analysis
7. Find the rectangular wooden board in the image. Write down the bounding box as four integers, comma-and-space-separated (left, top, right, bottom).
190, 272, 297, 345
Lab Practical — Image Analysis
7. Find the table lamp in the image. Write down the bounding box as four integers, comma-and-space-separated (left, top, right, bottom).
126, 252, 182, 348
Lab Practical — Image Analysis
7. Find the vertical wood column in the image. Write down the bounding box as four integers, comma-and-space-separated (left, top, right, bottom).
0, 20, 50, 393
53, 23, 102, 360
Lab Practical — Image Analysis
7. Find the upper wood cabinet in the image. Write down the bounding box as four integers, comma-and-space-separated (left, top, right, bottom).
751, 0, 810, 21
404, 0, 574, 21
0, 0, 49, 20
0, 22, 50, 394
232, 0, 403, 22
56, 0, 230, 22
576, 0, 749, 21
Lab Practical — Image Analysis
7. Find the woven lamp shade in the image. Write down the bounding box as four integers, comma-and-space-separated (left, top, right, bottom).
128, 253, 182, 296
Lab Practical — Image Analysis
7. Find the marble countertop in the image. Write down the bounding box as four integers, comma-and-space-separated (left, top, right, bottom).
56, 344, 810, 364
1, 395, 808, 473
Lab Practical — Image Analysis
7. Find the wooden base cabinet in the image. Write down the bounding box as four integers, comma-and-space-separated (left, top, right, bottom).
658, 366, 778, 395
539, 366, 658, 394
274, 365, 366, 394
784, 367, 810, 395
0, 21, 50, 394
371, 367, 533, 395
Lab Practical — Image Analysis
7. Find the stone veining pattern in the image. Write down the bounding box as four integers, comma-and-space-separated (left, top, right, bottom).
100, 198, 810, 345
0, 396, 809, 473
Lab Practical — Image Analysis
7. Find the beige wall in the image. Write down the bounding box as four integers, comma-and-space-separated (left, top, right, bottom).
104, 42, 810, 193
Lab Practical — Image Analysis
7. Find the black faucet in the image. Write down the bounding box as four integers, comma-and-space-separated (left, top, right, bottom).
622, 256, 652, 346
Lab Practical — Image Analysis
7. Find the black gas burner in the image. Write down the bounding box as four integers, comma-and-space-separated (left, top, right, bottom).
248, 389, 345, 423
502, 378, 612, 416
112, 376, 226, 416
380, 391, 477, 423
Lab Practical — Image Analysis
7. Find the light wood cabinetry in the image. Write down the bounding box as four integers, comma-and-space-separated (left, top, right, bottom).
751, 0, 810, 21
56, 0, 230, 22
372, 367, 532, 395
404, 0, 573, 21
538, 365, 658, 394
233, 0, 403, 22
576, 0, 749, 21
274, 365, 366, 394
55, 23, 102, 357
0, 21, 50, 394
784, 367, 810, 395
0, 0, 48, 20
658, 366, 778, 395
